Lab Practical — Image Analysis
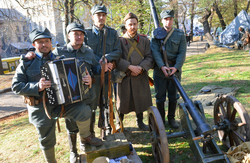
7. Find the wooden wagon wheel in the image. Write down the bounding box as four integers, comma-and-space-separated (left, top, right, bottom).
148, 106, 169, 163
214, 95, 250, 148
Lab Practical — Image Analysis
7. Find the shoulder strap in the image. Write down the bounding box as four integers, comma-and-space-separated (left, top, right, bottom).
163, 28, 175, 45
126, 38, 144, 60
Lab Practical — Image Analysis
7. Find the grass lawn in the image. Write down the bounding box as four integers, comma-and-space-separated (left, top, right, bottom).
0, 49, 249, 163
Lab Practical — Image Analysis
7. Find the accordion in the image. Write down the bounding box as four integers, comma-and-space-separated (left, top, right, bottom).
41, 58, 89, 106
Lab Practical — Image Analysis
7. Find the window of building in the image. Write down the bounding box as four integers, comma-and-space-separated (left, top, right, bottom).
49, 20, 52, 30
23, 26, 26, 32
18, 36, 22, 42
16, 26, 20, 32
24, 36, 28, 42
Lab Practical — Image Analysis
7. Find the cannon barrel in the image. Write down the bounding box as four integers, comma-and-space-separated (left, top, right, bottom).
172, 76, 211, 135
148, 0, 211, 135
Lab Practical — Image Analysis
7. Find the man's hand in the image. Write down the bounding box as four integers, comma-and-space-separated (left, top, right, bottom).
99, 57, 113, 72
82, 69, 92, 88
107, 62, 113, 71
25, 51, 36, 60
161, 66, 177, 77
128, 65, 143, 76
38, 77, 51, 92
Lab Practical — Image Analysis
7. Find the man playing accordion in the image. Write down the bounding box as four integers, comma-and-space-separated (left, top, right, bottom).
13, 27, 103, 163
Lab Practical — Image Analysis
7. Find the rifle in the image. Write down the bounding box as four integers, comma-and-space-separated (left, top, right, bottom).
108, 70, 118, 134
98, 28, 108, 138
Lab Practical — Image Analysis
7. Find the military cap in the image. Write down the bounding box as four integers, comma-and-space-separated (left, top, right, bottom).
29, 28, 52, 43
66, 22, 85, 34
91, 4, 107, 15
123, 12, 138, 22
160, 10, 174, 19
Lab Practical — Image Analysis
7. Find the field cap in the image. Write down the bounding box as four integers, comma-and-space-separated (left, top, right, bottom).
124, 12, 138, 22
160, 10, 174, 19
29, 28, 51, 43
66, 22, 85, 34
91, 4, 107, 15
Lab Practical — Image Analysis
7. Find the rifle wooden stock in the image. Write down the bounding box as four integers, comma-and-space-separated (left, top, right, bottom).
148, 76, 154, 86
98, 58, 106, 130
108, 71, 117, 134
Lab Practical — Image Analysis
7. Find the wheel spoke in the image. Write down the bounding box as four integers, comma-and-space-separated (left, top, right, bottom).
219, 104, 226, 117
228, 132, 234, 146
232, 130, 246, 142
227, 102, 232, 121
230, 109, 237, 122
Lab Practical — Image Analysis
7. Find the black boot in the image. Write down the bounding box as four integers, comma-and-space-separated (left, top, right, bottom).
156, 102, 166, 125
68, 133, 78, 163
136, 113, 149, 131
42, 147, 57, 163
90, 111, 96, 136
168, 101, 179, 129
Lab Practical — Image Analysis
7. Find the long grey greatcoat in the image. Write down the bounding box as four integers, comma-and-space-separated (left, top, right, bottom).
117, 33, 154, 114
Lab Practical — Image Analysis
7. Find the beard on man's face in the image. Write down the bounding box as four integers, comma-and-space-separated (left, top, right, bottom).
127, 28, 137, 36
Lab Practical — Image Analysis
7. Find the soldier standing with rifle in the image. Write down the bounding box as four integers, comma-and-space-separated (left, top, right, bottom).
116, 12, 154, 131
12, 28, 101, 163
84, 4, 121, 136
151, 10, 186, 129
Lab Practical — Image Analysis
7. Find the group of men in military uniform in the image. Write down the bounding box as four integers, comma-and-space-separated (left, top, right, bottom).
12, 4, 186, 163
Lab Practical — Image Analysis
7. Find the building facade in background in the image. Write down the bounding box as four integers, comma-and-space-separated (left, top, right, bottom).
0, 0, 65, 58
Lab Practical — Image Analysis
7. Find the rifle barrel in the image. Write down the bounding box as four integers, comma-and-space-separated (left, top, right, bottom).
148, 0, 160, 28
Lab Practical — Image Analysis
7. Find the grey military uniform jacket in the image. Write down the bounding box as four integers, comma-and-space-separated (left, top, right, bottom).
151, 28, 186, 79
116, 33, 154, 114
84, 25, 121, 62
12, 51, 56, 127
53, 43, 100, 104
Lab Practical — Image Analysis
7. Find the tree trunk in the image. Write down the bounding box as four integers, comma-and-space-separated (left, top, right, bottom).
138, 0, 144, 33
190, 0, 195, 41
174, 1, 179, 29
0, 55, 3, 75
213, 1, 226, 30
169, 0, 179, 29
246, 0, 250, 12
64, 0, 69, 43
70, 0, 74, 22
199, 8, 213, 42
233, 0, 238, 17
209, 9, 214, 33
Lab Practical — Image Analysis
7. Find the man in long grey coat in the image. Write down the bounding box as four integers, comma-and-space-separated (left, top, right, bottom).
116, 12, 154, 131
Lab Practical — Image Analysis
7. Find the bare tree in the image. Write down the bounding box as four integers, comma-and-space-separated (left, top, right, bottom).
246, 0, 250, 12
213, 1, 226, 30
233, 0, 238, 17
179, 0, 187, 34
0, 41, 3, 75
190, 0, 195, 41
70, 0, 75, 22
169, 0, 179, 29
199, 8, 213, 41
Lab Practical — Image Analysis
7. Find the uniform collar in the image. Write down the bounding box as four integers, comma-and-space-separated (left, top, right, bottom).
124, 32, 139, 42
92, 25, 107, 35
67, 43, 86, 54
35, 51, 55, 60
